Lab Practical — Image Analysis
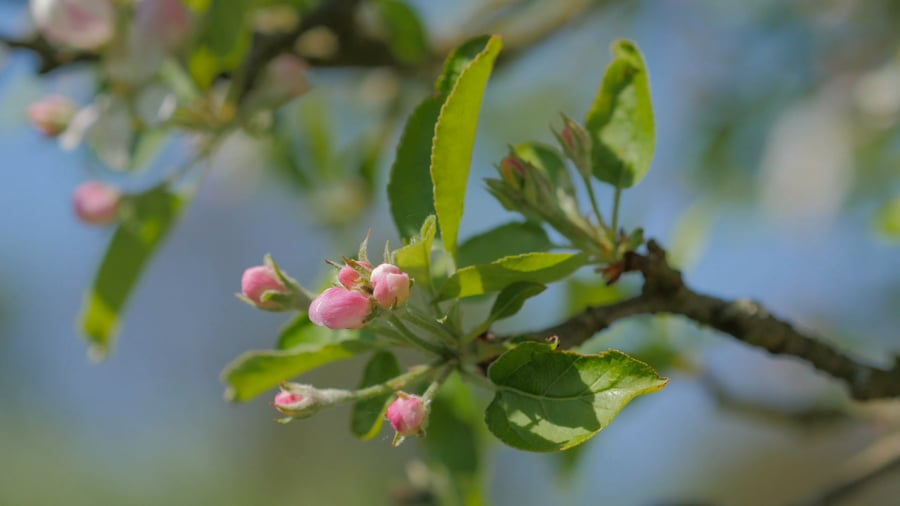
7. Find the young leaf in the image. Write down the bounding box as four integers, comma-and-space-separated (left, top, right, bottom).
276, 312, 324, 350
222, 332, 372, 402
439, 252, 587, 299
377, 0, 429, 64
584, 40, 656, 189
388, 37, 500, 241
489, 282, 546, 322
393, 215, 437, 288
431, 35, 502, 259
387, 96, 443, 240
485, 342, 667, 452
351, 351, 402, 440
457, 221, 552, 267
80, 185, 183, 359
423, 374, 486, 505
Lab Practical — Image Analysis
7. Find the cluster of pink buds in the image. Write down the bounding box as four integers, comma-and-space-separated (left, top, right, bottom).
308, 260, 411, 330
385, 392, 428, 446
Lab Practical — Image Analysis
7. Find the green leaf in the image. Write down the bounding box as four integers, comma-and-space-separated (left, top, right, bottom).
80, 186, 183, 359
439, 252, 587, 299
485, 342, 667, 452
189, 0, 252, 89
387, 96, 443, 240
584, 40, 656, 189
377, 0, 429, 64
457, 221, 552, 267
423, 375, 486, 506
388, 35, 501, 242
875, 196, 900, 239
276, 312, 318, 350
351, 351, 402, 440
393, 215, 437, 288
431, 35, 502, 259
222, 331, 372, 402
489, 282, 546, 322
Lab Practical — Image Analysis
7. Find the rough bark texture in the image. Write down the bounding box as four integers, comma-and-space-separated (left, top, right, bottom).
525, 240, 900, 401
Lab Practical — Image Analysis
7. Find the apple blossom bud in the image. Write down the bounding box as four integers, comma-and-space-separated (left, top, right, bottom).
386, 392, 427, 445
241, 265, 288, 310
273, 383, 352, 421
555, 114, 592, 177
135, 0, 193, 51
338, 261, 372, 289
246, 53, 310, 111
370, 263, 411, 309
309, 287, 372, 329
28, 95, 76, 136
30, 0, 116, 50
73, 181, 120, 225
499, 155, 527, 188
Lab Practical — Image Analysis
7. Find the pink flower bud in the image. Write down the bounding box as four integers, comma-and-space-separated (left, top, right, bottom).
309, 287, 372, 329
135, 0, 193, 51
370, 263, 411, 309
73, 181, 120, 225
28, 95, 76, 136
556, 114, 592, 177
386, 392, 427, 444
241, 265, 288, 309
338, 261, 371, 289
30, 0, 116, 50
246, 54, 310, 110
273, 384, 323, 419
499, 155, 528, 188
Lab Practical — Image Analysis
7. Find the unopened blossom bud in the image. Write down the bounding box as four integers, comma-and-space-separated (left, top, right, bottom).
30, 0, 115, 50
28, 95, 76, 136
309, 287, 372, 329
338, 261, 371, 289
247, 53, 311, 110
273, 383, 332, 419
499, 155, 528, 189
241, 265, 288, 310
370, 263, 411, 309
386, 392, 427, 445
135, 0, 193, 51
555, 114, 592, 177
73, 181, 120, 225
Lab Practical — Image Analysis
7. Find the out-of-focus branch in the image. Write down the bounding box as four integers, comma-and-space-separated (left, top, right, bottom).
517, 240, 900, 401
796, 429, 900, 505
0, 34, 97, 73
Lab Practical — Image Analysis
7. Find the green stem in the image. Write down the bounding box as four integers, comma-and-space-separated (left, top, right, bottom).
583, 176, 608, 230
403, 307, 459, 346
349, 363, 437, 402
611, 187, 623, 252
387, 314, 446, 356
422, 363, 455, 404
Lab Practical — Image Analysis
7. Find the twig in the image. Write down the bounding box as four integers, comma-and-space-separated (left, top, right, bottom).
0, 34, 98, 73
513, 240, 900, 401
795, 429, 900, 505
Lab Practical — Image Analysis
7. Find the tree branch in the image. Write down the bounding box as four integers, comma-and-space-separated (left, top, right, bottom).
0, 34, 97, 73
520, 240, 900, 401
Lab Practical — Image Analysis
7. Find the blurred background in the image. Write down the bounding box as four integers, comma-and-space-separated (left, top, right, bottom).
1, 0, 899, 505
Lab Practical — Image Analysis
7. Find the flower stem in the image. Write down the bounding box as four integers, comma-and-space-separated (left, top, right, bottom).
583, 176, 608, 230
349, 363, 438, 402
387, 313, 446, 356
611, 187, 622, 253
